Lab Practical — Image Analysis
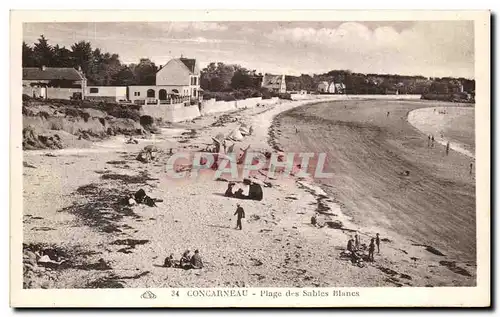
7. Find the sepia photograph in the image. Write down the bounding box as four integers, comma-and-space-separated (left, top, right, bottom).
10, 10, 490, 307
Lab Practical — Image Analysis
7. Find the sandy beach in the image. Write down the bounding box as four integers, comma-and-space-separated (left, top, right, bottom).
22, 97, 476, 289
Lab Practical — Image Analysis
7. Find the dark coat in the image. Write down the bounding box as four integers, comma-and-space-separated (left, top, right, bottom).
234, 206, 245, 219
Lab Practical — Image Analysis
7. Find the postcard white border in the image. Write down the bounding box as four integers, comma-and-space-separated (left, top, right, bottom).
9, 9, 490, 307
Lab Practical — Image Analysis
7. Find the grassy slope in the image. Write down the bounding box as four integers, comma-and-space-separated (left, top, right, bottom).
275, 99, 476, 262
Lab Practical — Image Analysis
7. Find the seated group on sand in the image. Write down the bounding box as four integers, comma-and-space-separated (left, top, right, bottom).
163, 249, 203, 270
224, 178, 263, 201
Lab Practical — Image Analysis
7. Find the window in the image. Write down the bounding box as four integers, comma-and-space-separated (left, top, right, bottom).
193, 88, 197, 97
191, 76, 198, 85
134, 92, 141, 96
90, 88, 99, 93
147, 89, 155, 98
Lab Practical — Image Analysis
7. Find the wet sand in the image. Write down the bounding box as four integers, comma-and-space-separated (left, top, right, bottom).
274, 99, 476, 262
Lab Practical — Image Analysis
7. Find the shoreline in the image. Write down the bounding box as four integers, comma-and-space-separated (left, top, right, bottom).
270, 99, 476, 265
407, 106, 475, 159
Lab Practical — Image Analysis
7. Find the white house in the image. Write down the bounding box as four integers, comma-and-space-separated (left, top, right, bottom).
317, 81, 336, 94
128, 57, 201, 104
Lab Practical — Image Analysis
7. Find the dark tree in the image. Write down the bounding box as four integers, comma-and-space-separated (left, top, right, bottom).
133, 58, 158, 85
52, 45, 74, 67
22, 42, 36, 67
33, 35, 55, 67
231, 68, 255, 90
71, 40, 93, 75
112, 65, 136, 86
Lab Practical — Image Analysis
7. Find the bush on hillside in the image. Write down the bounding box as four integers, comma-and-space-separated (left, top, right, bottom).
278, 92, 292, 100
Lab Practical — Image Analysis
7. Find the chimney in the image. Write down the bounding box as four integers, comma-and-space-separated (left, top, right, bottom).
41, 65, 46, 71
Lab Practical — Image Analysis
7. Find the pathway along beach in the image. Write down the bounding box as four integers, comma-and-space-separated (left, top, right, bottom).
274, 99, 476, 262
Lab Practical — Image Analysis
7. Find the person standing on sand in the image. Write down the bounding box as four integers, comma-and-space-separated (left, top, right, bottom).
369, 238, 376, 262
427, 135, 431, 148
446, 141, 450, 156
431, 135, 435, 148
376, 233, 381, 254
387, 111, 390, 117
234, 203, 245, 230
470, 162, 474, 175
355, 233, 360, 250
347, 237, 355, 253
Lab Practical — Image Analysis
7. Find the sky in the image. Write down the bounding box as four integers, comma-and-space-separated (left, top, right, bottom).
23, 21, 474, 78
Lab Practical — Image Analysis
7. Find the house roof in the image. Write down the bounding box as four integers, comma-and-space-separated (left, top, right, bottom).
23, 67, 85, 81
263, 74, 284, 86
179, 58, 196, 73
158, 58, 199, 75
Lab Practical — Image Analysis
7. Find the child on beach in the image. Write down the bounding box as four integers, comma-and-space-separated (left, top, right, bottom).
369, 239, 376, 262
376, 233, 381, 254
180, 250, 191, 268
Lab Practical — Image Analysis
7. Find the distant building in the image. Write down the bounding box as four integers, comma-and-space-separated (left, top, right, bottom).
318, 81, 339, 94
385, 89, 399, 95
22, 66, 87, 100
128, 57, 201, 104
85, 86, 128, 102
262, 74, 286, 94
334, 83, 346, 94
317, 81, 329, 93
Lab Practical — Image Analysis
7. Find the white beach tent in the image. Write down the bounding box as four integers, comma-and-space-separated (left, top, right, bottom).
227, 128, 244, 141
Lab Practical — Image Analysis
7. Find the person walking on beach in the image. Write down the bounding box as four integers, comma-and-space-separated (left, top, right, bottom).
368, 238, 376, 262
470, 162, 474, 175
431, 135, 435, 148
376, 233, 381, 254
446, 141, 450, 156
427, 135, 431, 148
234, 203, 245, 230
387, 111, 390, 117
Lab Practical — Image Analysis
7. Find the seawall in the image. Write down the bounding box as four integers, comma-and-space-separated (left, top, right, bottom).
141, 103, 201, 123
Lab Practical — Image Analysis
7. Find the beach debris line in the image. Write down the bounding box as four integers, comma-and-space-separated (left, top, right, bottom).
128, 188, 163, 207
126, 136, 139, 144
136, 145, 161, 163
23, 161, 37, 168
